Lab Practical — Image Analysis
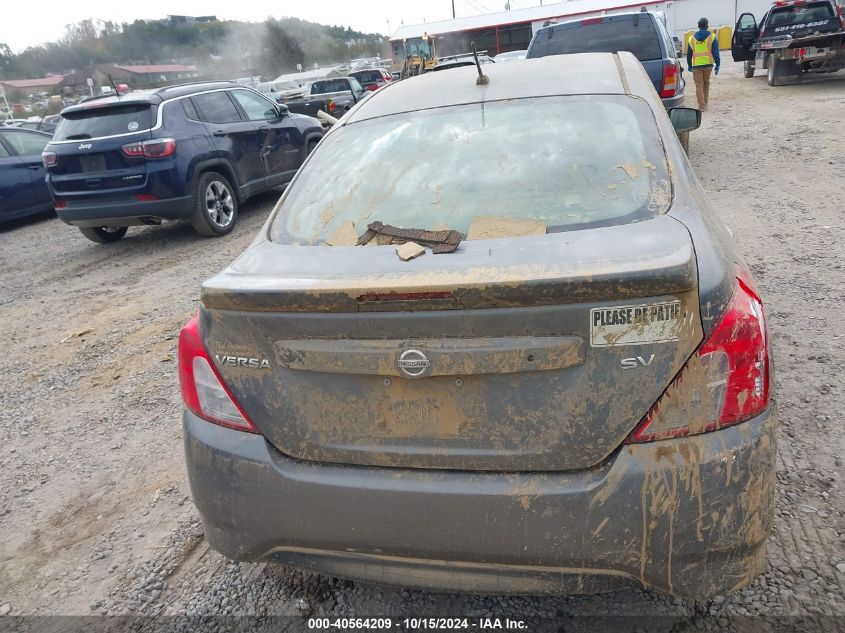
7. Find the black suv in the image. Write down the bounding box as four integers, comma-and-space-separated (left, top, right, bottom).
43, 82, 323, 243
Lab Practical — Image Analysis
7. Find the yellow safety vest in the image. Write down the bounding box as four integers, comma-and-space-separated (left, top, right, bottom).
691, 33, 715, 67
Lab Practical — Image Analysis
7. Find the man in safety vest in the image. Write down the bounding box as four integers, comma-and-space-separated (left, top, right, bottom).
686, 17, 720, 110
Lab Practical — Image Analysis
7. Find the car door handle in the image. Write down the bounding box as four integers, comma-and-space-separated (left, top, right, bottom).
212, 130, 228, 137
257, 126, 270, 132
27, 165, 42, 170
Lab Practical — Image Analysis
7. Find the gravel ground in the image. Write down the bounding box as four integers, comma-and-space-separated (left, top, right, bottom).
0, 63, 843, 631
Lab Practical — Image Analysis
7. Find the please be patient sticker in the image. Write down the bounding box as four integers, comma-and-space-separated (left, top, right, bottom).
590, 301, 683, 347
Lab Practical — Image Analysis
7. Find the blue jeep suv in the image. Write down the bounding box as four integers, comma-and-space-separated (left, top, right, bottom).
526, 11, 685, 110
43, 81, 323, 243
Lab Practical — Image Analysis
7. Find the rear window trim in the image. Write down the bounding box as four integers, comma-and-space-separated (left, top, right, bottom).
47, 87, 242, 145
267, 93, 674, 244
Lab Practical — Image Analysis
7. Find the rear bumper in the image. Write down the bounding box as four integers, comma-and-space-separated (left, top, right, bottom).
661, 92, 686, 110
184, 408, 776, 599
55, 195, 193, 227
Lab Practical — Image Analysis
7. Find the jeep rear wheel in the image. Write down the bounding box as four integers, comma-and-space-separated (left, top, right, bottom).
79, 226, 128, 243
190, 171, 238, 237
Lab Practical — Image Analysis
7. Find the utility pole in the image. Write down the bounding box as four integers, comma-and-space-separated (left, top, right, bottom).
452, 0, 456, 19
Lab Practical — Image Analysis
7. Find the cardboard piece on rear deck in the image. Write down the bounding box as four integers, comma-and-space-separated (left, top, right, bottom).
466, 216, 547, 241
395, 241, 426, 261
325, 221, 360, 246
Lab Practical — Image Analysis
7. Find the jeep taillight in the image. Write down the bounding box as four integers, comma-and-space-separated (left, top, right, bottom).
121, 138, 176, 159
178, 314, 259, 433
42, 151, 57, 168
626, 272, 770, 443
660, 62, 679, 98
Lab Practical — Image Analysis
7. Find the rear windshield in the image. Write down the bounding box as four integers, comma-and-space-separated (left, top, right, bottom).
530, 17, 663, 61
352, 71, 381, 84
311, 80, 349, 94
769, 2, 835, 27
270, 96, 671, 245
53, 104, 154, 141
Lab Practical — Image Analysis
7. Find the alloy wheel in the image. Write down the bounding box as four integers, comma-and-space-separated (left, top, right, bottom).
205, 181, 235, 228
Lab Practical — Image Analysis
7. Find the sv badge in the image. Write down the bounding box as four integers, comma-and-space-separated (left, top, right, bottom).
621, 354, 656, 370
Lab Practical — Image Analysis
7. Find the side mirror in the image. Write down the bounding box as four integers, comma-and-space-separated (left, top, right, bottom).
276, 103, 289, 117
668, 107, 702, 133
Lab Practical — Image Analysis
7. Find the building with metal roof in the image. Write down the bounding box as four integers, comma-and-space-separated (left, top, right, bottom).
388, 0, 773, 67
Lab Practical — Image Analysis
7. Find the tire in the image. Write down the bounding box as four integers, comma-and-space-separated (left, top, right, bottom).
190, 171, 238, 237
306, 138, 318, 156
767, 56, 779, 86
79, 226, 128, 243
744, 60, 755, 78
768, 57, 799, 86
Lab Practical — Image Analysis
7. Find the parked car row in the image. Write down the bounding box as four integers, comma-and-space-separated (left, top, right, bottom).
38, 82, 324, 242
0, 127, 53, 223
4, 9, 684, 239
284, 76, 368, 118
0, 115, 62, 134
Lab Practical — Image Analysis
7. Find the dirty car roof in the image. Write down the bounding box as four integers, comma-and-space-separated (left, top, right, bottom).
344, 53, 635, 123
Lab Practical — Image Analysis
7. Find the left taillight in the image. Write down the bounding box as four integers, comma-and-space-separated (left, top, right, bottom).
121, 138, 176, 159
178, 314, 259, 433
42, 151, 57, 168
660, 62, 679, 98
626, 272, 770, 443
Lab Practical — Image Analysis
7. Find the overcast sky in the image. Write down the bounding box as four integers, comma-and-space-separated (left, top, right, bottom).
2, 0, 547, 53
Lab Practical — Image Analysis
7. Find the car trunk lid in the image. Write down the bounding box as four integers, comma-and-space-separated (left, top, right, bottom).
201, 215, 703, 471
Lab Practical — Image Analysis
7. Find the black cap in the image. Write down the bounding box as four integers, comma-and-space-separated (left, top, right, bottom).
698, 17, 709, 29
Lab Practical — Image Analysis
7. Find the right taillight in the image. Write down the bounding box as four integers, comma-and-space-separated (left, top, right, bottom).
626, 273, 770, 443
121, 138, 176, 159
660, 62, 679, 98
42, 151, 57, 168
178, 314, 259, 434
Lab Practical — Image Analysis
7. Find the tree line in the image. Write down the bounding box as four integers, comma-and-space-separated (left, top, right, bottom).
0, 17, 389, 82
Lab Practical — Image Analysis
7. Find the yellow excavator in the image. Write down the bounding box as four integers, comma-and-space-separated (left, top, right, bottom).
401, 35, 438, 78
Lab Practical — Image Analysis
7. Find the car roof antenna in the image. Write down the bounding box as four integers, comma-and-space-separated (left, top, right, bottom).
472, 42, 489, 86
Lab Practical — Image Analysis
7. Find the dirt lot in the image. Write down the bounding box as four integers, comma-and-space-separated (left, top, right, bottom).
1, 62, 843, 630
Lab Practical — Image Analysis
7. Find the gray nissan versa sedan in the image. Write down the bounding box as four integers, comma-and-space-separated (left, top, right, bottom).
179, 53, 775, 599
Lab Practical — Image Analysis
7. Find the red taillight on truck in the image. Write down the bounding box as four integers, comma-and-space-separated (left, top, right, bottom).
178, 314, 259, 433
626, 273, 770, 443
121, 138, 176, 159
660, 62, 679, 98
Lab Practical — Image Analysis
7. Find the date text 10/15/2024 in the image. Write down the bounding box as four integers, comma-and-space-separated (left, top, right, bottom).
307, 618, 529, 630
